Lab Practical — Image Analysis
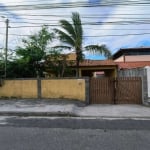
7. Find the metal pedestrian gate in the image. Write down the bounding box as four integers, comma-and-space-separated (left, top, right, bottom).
90, 77, 142, 104
90, 78, 114, 104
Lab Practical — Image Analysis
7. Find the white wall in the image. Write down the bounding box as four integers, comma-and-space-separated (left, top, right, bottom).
114, 56, 124, 62
114, 55, 150, 62
146, 67, 150, 98
125, 55, 150, 62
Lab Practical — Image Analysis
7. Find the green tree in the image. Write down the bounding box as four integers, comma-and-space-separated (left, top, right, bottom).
45, 49, 73, 77
54, 12, 112, 77
16, 26, 54, 77
0, 49, 4, 77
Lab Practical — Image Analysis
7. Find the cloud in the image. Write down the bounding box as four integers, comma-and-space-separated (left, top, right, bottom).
84, 1, 150, 52
0, 0, 150, 58
0, 3, 22, 20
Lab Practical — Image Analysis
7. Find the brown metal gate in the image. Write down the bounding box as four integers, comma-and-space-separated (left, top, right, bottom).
115, 77, 142, 104
90, 77, 142, 104
90, 78, 114, 104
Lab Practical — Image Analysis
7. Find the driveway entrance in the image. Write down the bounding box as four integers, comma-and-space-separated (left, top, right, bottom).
90, 77, 142, 104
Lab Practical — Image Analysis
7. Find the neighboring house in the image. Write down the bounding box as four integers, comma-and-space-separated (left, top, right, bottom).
71, 59, 117, 78
62, 53, 117, 78
112, 47, 150, 69
112, 47, 150, 105
45, 47, 150, 78
45, 53, 118, 78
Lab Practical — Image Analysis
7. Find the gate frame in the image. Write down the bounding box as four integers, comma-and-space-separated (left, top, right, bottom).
90, 77, 142, 104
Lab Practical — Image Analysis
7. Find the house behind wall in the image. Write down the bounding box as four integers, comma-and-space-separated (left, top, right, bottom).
113, 47, 150, 63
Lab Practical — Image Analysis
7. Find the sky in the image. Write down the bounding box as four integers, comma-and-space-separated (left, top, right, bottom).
0, 0, 150, 59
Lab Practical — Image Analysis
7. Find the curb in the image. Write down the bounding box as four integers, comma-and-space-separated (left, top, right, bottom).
0, 112, 150, 120
0, 111, 78, 117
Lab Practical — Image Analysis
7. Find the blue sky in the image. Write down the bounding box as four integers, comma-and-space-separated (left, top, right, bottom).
0, 0, 150, 59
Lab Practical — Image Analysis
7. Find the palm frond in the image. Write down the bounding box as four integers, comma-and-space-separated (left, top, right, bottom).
54, 28, 75, 47
72, 12, 83, 47
52, 45, 72, 50
84, 44, 112, 58
59, 20, 76, 40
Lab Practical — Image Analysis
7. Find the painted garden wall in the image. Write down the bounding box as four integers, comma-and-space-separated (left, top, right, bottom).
0, 78, 86, 102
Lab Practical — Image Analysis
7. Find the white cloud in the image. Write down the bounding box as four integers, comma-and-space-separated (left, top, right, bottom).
0, 0, 150, 57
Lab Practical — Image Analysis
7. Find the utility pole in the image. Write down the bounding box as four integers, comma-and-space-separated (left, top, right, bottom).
4, 18, 9, 78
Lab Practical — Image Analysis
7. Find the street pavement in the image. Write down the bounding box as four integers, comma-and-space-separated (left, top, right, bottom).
0, 99, 149, 119
0, 99, 149, 150
0, 127, 150, 150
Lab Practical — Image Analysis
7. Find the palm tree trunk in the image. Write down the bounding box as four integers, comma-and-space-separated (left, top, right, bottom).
76, 59, 79, 77
76, 49, 82, 77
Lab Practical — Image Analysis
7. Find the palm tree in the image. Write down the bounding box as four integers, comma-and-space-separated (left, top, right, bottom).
54, 12, 111, 77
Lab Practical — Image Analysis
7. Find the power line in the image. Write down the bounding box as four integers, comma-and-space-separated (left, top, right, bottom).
3, 1, 150, 6
1, 32, 150, 37
84, 28, 150, 31
7, 20, 150, 26
1, 0, 150, 47
8, 13, 150, 17
6, 22, 150, 29
1, 0, 56, 4
6, 16, 150, 23
84, 33, 150, 37
2, 1, 150, 11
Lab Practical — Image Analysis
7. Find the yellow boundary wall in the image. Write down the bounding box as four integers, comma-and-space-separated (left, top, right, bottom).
41, 79, 85, 101
0, 79, 86, 101
0, 80, 37, 98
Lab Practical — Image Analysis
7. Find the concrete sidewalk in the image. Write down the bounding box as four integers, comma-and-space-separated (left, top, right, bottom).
0, 99, 150, 119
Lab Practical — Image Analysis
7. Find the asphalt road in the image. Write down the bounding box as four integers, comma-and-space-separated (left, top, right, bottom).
0, 116, 150, 130
0, 116, 149, 150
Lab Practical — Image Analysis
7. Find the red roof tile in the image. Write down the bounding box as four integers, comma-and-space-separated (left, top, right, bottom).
116, 61, 150, 69
79, 59, 117, 66
70, 59, 150, 69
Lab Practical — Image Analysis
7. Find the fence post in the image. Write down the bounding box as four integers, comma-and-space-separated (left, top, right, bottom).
85, 77, 90, 105
113, 78, 117, 104
37, 77, 41, 99
144, 67, 150, 105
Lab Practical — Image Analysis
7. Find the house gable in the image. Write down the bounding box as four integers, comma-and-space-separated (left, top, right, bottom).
112, 47, 150, 69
